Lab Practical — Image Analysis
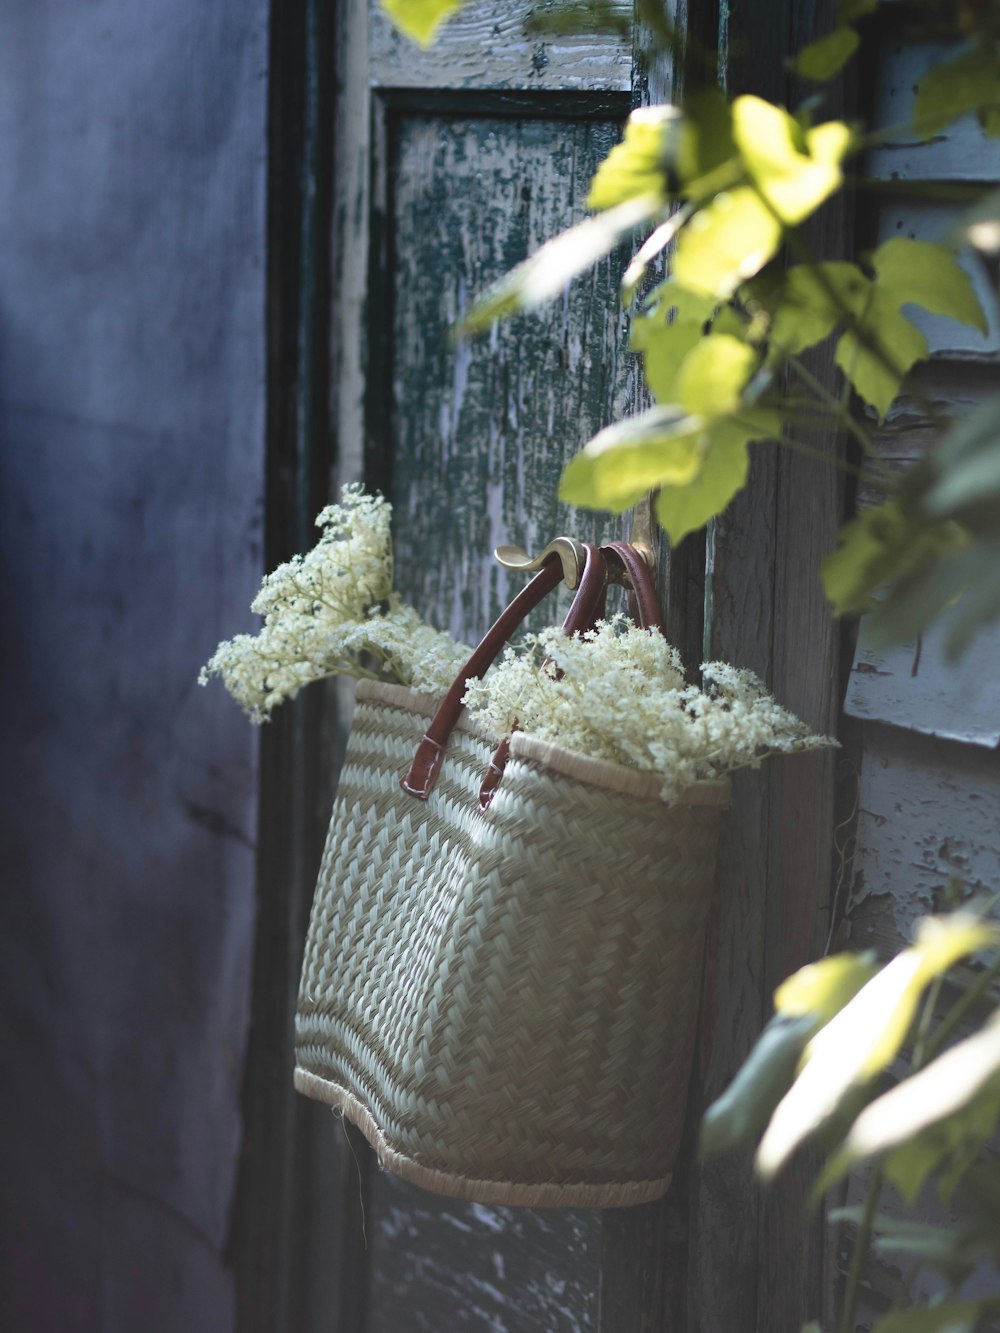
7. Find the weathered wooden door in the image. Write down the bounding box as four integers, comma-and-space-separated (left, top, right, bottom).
247, 1, 847, 1329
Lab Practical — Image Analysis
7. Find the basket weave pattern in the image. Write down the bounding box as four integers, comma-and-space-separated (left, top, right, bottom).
295, 680, 727, 1207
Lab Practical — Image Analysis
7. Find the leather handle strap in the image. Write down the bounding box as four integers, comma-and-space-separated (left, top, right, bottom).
401, 544, 608, 800
477, 540, 664, 811
600, 540, 664, 634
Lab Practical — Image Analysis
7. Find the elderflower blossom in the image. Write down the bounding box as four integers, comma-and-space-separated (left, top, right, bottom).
463, 617, 835, 802
199, 486, 469, 721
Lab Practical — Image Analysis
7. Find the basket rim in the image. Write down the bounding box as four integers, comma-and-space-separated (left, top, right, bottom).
354, 678, 731, 808
293, 1065, 671, 1208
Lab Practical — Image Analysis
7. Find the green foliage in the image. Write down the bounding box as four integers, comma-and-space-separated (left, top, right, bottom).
587, 106, 680, 211
733, 97, 853, 226
914, 40, 1000, 139
872, 1299, 1000, 1333
794, 26, 860, 82
381, 0, 466, 45
755, 914, 997, 1177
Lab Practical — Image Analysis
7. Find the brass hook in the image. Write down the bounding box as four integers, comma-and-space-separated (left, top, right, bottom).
494, 536, 588, 589
628, 491, 657, 573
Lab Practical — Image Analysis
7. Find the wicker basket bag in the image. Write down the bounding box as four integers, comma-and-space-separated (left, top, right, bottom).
294, 542, 728, 1207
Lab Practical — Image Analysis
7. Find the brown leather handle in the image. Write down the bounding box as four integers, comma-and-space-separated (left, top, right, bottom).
477, 540, 664, 811
600, 541, 664, 633
401, 543, 609, 800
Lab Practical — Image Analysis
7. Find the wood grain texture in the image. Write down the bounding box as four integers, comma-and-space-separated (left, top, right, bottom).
371, 0, 632, 92
365, 1175, 600, 1331
849, 723, 1000, 952
389, 112, 632, 641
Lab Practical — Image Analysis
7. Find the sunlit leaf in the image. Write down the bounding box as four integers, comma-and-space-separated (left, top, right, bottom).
621, 212, 689, 303
631, 319, 706, 404
587, 106, 681, 211
559, 406, 779, 526
732, 96, 853, 225
674, 186, 783, 297
642, 278, 717, 322
872, 1298, 1000, 1333
839, 1011, 1000, 1170
766, 261, 868, 354
775, 951, 878, 1021
381, 0, 466, 45
873, 238, 988, 333
700, 1014, 816, 1158
559, 406, 705, 511
677, 334, 758, 415
675, 86, 742, 203
655, 427, 751, 544
461, 196, 660, 332
795, 26, 860, 82
756, 913, 997, 1177
835, 289, 928, 418
948, 187, 1000, 254
914, 41, 1000, 140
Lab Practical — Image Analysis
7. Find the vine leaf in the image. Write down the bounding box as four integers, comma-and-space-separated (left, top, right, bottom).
655, 426, 751, 544
732, 97, 853, 225
872, 238, 988, 333
460, 196, 659, 333
676, 334, 758, 415
914, 41, 1000, 139
765, 261, 868, 354
587, 106, 681, 211
674, 186, 783, 297
381, 0, 466, 45
630, 319, 706, 404
700, 952, 877, 1160
834, 287, 928, 418
794, 26, 860, 82
558, 406, 780, 541
755, 914, 998, 1178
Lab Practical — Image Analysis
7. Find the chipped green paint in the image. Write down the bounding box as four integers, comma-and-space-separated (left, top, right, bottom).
388, 113, 635, 642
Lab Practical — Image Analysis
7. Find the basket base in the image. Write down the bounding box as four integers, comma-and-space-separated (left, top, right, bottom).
293, 1067, 671, 1209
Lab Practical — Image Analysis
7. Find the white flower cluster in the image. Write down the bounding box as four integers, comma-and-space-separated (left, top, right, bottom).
463, 617, 835, 802
199, 486, 470, 721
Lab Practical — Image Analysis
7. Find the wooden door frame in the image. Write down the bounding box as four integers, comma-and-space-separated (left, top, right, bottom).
230, 1, 850, 1328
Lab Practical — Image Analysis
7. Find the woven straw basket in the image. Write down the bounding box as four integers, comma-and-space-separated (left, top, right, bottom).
294, 674, 728, 1207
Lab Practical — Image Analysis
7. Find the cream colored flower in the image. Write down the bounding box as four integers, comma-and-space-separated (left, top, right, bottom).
463, 616, 835, 802
199, 486, 469, 721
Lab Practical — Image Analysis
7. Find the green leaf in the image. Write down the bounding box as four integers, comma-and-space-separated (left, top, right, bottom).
631, 319, 706, 405
873, 1299, 1000, 1333
655, 426, 751, 544
381, 0, 466, 45
700, 1014, 816, 1158
587, 106, 681, 211
674, 186, 783, 298
775, 951, 878, 1022
676, 334, 758, 415
873, 238, 988, 334
767, 261, 868, 354
948, 187, 1000, 254
559, 406, 779, 527
841, 1011, 1000, 1169
559, 406, 705, 512
461, 196, 659, 333
732, 96, 853, 225
834, 288, 928, 418
641, 278, 717, 323
755, 913, 997, 1178
821, 497, 966, 617
795, 26, 860, 82
914, 41, 1000, 140
675, 86, 742, 203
